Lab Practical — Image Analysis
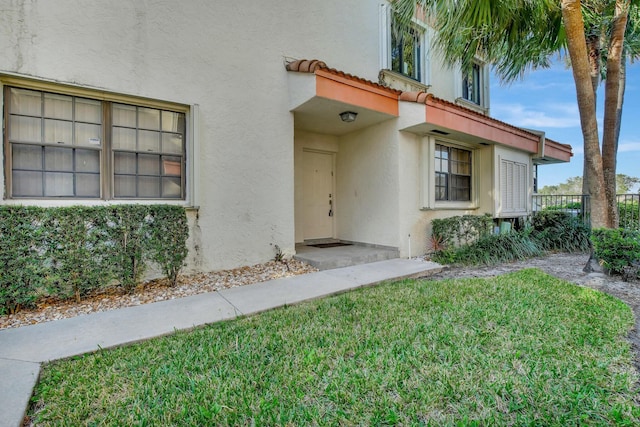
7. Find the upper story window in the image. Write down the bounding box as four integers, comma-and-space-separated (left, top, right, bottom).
435, 143, 472, 201
380, 4, 429, 88
391, 15, 422, 81
462, 63, 483, 105
5, 86, 186, 200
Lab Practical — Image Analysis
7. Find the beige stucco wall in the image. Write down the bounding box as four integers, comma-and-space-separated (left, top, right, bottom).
336, 122, 400, 248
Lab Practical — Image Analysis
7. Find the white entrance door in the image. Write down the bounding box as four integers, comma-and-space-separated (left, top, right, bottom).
302, 150, 334, 240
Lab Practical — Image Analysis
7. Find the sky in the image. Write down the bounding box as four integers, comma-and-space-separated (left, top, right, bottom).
489, 61, 640, 190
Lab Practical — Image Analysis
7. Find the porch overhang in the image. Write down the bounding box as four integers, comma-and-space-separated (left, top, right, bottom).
399, 92, 573, 163
534, 138, 573, 164
286, 59, 400, 136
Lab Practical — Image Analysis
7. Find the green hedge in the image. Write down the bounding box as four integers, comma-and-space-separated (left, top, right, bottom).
430, 214, 493, 249
0, 205, 189, 314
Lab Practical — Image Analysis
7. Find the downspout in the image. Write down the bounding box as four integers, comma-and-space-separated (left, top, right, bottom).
523, 127, 546, 160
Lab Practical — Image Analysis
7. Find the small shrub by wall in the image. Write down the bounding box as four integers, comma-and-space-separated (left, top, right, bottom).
430, 214, 493, 249
429, 211, 590, 267
145, 205, 189, 286
0, 205, 189, 315
432, 230, 542, 265
0, 207, 47, 314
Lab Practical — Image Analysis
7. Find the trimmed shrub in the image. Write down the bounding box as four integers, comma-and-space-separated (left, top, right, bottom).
0, 207, 46, 314
145, 205, 189, 286
107, 205, 150, 293
592, 228, 640, 275
431, 214, 493, 249
0, 205, 189, 314
45, 207, 112, 302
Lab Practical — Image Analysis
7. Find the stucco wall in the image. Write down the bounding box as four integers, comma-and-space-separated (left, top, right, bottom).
336, 122, 400, 248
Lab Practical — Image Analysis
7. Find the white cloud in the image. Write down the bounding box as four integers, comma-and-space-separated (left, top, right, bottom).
492, 102, 580, 129
618, 141, 640, 152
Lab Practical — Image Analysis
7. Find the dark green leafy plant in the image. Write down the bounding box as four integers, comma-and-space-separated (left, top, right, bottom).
430, 211, 590, 267
107, 205, 153, 293
592, 228, 640, 275
431, 214, 493, 249
531, 210, 590, 252
432, 230, 542, 265
0, 207, 46, 314
145, 206, 189, 286
0, 205, 190, 313
618, 200, 640, 231
45, 207, 111, 302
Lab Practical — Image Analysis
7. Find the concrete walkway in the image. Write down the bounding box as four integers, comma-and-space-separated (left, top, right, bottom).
0, 258, 442, 427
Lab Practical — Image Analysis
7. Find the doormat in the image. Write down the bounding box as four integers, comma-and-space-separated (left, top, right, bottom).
308, 242, 353, 249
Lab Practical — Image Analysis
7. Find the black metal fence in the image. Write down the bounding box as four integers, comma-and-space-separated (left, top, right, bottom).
531, 193, 640, 230
532, 194, 591, 224
617, 194, 640, 230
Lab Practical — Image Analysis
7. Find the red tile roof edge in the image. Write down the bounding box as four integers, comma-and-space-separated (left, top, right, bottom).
285, 62, 571, 154
285, 59, 402, 95
401, 91, 572, 151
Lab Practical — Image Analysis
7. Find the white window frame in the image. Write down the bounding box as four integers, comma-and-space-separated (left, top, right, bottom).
380, 3, 430, 86
420, 136, 478, 210
0, 75, 197, 207
454, 60, 490, 111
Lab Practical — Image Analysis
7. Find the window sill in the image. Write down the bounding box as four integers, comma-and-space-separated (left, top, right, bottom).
379, 69, 430, 93
421, 202, 478, 211
455, 98, 489, 115
1, 198, 197, 209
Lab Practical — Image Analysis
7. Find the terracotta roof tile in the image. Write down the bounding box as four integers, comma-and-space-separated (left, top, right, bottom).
285, 59, 402, 95
285, 59, 327, 73
399, 91, 431, 104
400, 90, 571, 150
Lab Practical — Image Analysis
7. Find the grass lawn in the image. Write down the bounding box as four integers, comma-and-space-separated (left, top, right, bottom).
29, 269, 639, 426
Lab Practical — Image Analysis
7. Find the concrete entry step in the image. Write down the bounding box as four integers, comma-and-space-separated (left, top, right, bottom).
294, 241, 400, 270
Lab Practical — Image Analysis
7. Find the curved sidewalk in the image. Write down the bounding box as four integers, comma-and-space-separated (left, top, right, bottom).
0, 258, 442, 427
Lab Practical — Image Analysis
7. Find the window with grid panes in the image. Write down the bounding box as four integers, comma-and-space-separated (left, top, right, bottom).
5, 87, 186, 199
435, 144, 472, 201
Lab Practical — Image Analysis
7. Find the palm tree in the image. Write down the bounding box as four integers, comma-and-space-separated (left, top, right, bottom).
393, 0, 640, 228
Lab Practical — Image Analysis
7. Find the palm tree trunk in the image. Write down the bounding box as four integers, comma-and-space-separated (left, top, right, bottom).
602, 0, 630, 228
561, 0, 609, 228
582, 26, 601, 196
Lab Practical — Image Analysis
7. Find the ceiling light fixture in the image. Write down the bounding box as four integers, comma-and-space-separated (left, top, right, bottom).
339, 111, 358, 123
